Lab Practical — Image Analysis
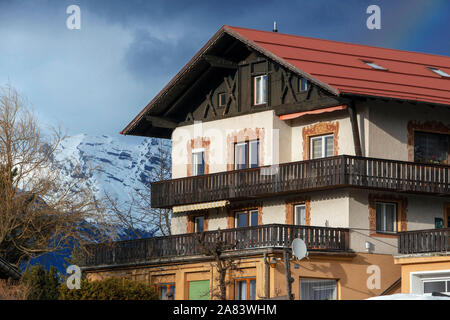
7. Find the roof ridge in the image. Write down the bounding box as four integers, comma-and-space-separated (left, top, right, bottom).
225, 25, 450, 60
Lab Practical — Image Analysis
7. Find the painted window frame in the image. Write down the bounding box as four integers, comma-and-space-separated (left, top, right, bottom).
234, 140, 259, 169
253, 75, 267, 105
309, 134, 334, 159
294, 204, 306, 226
218, 92, 227, 107
192, 148, 205, 176
235, 209, 259, 228
234, 278, 256, 300
375, 201, 398, 234
299, 77, 309, 92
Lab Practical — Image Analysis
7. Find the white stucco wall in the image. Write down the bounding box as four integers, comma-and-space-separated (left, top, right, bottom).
171, 110, 276, 179
367, 100, 450, 160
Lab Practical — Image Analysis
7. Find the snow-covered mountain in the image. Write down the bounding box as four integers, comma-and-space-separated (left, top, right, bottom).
53, 133, 170, 207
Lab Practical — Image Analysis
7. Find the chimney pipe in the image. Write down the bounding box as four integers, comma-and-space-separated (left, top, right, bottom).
273, 21, 278, 32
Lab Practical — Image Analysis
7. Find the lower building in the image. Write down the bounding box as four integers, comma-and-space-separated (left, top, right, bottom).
395, 227, 450, 296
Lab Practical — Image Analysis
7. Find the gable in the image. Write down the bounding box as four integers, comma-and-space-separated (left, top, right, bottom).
178, 52, 341, 126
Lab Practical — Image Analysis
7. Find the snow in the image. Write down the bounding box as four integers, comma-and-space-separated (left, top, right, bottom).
367, 293, 450, 300
53, 134, 170, 228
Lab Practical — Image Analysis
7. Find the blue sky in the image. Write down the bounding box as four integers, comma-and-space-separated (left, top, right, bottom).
0, 0, 448, 143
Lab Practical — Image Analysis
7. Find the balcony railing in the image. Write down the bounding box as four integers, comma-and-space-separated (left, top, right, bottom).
151, 155, 450, 208
398, 228, 450, 254
83, 224, 349, 267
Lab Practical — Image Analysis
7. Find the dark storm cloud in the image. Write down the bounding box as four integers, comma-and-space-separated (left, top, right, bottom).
0, 0, 447, 137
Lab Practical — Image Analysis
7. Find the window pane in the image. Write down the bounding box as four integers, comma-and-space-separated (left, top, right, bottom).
237, 281, 247, 300
376, 203, 383, 231
376, 202, 397, 232
254, 76, 267, 105
168, 285, 175, 300
295, 205, 306, 225
300, 279, 337, 300
249, 280, 256, 300
311, 138, 322, 159
385, 204, 396, 232
159, 286, 167, 300
195, 216, 204, 232
235, 143, 247, 169
192, 152, 204, 176
261, 75, 267, 103
250, 211, 259, 226
424, 281, 446, 294
237, 212, 248, 228
325, 136, 334, 157
250, 140, 259, 168
254, 77, 261, 104
300, 78, 308, 91
414, 131, 449, 164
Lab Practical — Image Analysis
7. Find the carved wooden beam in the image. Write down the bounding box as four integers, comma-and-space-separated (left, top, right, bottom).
145, 115, 178, 129
204, 55, 237, 69
164, 67, 212, 116
347, 101, 363, 157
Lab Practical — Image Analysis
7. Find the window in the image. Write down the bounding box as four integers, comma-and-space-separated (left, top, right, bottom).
414, 131, 449, 164
310, 134, 334, 159
234, 140, 259, 169
253, 75, 267, 105
363, 61, 387, 70
423, 278, 450, 295
294, 204, 306, 226
156, 283, 175, 300
299, 278, 337, 300
195, 216, 205, 232
376, 202, 397, 233
218, 93, 227, 107
428, 67, 450, 78
299, 78, 309, 91
411, 271, 450, 295
192, 149, 205, 175
236, 210, 259, 228
235, 278, 256, 300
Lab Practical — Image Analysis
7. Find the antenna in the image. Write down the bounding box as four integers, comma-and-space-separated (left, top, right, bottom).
273, 21, 278, 33
291, 238, 308, 261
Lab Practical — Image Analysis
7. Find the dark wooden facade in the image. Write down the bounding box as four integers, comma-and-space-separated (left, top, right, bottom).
151, 155, 450, 208
123, 32, 346, 138
83, 224, 349, 268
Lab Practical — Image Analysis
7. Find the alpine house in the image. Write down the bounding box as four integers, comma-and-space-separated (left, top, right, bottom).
82, 26, 450, 300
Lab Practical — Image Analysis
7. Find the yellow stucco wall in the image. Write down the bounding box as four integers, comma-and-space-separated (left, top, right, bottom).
85, 252, 400, 300
395, 255, 450, 293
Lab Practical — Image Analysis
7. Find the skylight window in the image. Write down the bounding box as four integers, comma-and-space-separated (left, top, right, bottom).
363, 61, 387, 70
428, 67, 450, 78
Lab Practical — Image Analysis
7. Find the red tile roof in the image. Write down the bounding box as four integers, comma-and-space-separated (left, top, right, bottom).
226, 26, 450, 106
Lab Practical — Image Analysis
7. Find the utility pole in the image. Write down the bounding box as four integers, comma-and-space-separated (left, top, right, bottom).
284, 249, 294, 300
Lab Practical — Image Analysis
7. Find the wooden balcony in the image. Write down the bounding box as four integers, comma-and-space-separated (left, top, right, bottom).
398, 228, 450, 255
151, 155, 450, 208
83, 224, 349, 267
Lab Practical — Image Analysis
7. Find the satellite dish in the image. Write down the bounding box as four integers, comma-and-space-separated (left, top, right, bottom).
292, 238, 308, 261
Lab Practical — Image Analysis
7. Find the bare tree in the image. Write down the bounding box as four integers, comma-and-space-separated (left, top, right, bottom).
105, 139, 172, 237
0, 85, 112, 266
194, 229, 241, 300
